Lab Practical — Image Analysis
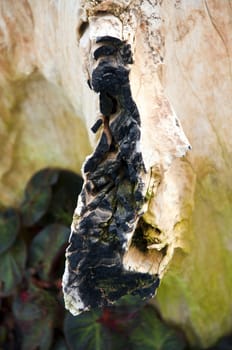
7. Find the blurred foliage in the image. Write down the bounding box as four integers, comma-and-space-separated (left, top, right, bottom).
0, 167, 231, 350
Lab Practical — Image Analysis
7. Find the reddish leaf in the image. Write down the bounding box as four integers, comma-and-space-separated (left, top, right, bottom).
13, 285, 58, 350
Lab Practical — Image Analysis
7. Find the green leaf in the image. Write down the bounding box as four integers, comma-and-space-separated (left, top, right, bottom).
115, 294, 145, 309
29, 167, 59, 188
64, 310, 106, 350
46, 170, 83, 226
64, 310, 130, 350
28, 223, 70, 280
130, 306, 186, 350
0, 208, 20, 254
0, 238, 26, 296
20, 168, 59, 227
20, 185, 52, 227
13, 285, 57, 350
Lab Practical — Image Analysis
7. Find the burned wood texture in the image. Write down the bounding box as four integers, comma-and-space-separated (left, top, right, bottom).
62, 36, 160, 315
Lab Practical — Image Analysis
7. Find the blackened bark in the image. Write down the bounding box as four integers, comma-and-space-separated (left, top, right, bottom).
63, 36, 159, 314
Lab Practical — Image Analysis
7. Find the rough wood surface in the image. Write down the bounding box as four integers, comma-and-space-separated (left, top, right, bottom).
0, 0, 231, 347
63, 35, 160, 314
62, 9, 190, 315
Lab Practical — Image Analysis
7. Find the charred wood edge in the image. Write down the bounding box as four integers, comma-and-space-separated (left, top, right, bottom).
63, 35, 160, 315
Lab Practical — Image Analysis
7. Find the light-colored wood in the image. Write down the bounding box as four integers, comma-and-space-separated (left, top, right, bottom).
0, 1, 231, 347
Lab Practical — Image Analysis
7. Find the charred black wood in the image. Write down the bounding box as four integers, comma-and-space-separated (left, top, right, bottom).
120, 43, 134, 64
83, 131, 110, 173
96, 35, 124, 46
94, 45, 117, 60
92, 62, 130, 96
63, 36, 159, 314
100, 92, 118, 116
91, 118, 103, 133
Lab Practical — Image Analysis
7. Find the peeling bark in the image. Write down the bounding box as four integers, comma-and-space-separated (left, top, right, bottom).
63, 33, 160, 314
62, 10, 190, 314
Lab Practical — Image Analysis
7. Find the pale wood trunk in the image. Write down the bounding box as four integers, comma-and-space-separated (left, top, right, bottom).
0, 0, 231, 347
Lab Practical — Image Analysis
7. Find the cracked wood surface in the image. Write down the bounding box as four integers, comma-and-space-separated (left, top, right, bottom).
63, 11, 190, 315
63, 36, 160, 314
0, 0, 232, 347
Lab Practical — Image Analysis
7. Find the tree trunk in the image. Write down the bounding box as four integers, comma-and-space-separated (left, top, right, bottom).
0, 1, 231, 347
